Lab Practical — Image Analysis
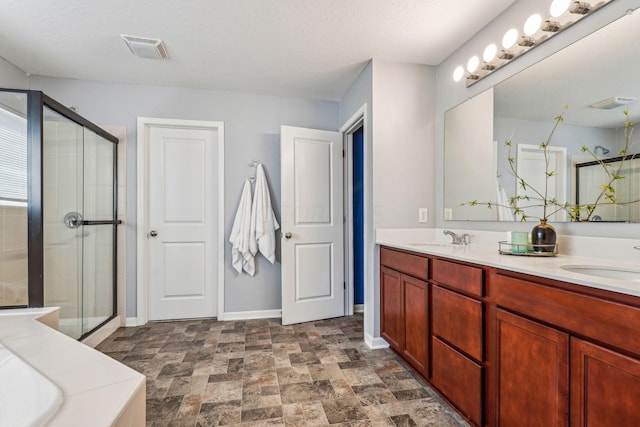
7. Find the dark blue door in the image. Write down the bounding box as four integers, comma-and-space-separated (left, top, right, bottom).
353, 127, 364, 306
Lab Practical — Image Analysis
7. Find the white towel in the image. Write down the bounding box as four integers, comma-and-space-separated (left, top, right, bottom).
496, 182, 515, 221
229, 180, 256, 276
250, 164, 280, 263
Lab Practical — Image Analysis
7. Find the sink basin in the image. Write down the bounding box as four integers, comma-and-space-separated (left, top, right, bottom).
560, 265, 640, 282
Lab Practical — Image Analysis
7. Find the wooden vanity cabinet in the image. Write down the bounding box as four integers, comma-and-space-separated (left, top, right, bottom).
380, 245, 640, 427
380, 247, 429, 377
490, 271, 640, 427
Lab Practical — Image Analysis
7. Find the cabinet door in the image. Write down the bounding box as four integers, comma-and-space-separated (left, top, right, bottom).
493, 309, 569, 427
402, 274, 428, 377
381, 266, 403, 351
571, 338, 640, 427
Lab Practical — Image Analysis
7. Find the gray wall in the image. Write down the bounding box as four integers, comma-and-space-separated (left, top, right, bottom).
372, 61, 436, 229
338, 60, 436, 341
0, 57, 28, 89
435, 0, 640, 238
29, 76, 339, 317
338, 62, 375, 341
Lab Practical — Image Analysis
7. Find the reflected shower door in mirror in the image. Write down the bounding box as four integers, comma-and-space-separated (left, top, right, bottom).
0, 92, 28, 307
444, 9, 640, 223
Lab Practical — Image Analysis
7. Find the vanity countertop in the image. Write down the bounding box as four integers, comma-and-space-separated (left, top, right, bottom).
0, 307, 145, 426
377, 230, 640, 298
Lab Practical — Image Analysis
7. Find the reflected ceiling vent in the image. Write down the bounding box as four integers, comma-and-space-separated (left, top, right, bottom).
590, 96, 636, 110
121, 35, 168, 60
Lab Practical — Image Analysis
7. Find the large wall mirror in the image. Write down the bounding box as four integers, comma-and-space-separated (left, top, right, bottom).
444, 9, 640, 223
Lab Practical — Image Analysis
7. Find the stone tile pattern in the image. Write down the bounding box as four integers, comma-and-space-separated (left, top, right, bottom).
97, 315, 470, 427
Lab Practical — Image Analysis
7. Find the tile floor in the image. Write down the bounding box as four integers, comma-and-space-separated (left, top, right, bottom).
96, 314, 469, 427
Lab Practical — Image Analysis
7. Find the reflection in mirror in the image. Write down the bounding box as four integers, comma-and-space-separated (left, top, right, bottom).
576, 155, 640, 222
0, 92, 28, 306
444, 9, 640, 222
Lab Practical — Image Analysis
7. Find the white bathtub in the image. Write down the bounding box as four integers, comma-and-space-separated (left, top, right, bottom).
0, 343, 63, 427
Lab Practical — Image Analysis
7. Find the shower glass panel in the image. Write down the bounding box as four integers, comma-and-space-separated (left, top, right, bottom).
43, 106, 84, 338
0, 92, 28, 307
82, 128, 114, 333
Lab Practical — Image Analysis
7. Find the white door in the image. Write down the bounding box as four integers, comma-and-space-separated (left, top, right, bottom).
280, 126, 344, 325
146, 125, 218, 320
517, 144, 567, 222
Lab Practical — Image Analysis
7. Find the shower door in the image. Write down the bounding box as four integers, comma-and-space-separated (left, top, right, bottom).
42, 107, 116, 339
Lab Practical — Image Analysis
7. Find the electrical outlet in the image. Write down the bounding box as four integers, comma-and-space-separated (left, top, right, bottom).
418, 208, 428, 223
444, 208, 453, 221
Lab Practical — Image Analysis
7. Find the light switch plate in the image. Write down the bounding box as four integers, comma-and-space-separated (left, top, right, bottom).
444, 208, 453, 220
418, 208, 428, 223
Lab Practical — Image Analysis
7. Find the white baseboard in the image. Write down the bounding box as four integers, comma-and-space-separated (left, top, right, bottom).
221, 309, 282, 321
81, 316, 122, 348
365, 333, 390, 350
354, 304, 364, 313
125, 317, 141, 327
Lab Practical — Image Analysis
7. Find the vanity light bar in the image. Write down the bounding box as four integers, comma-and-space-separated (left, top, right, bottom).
452, 0, 613, 86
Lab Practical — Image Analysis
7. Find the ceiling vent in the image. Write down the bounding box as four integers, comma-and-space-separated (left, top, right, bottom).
121, 35, 168, 60
590, 96, 636, 110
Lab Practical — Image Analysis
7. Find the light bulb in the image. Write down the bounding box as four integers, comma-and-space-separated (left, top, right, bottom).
467, 56, 480, 73
524, 14, 542, 36
483, 44, 497, 62
502, 28, 518, 49
453, 66, 465, 82
550, 0, 570, 17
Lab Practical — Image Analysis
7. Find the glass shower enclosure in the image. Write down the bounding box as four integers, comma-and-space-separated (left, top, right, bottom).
0, 89, 119, 340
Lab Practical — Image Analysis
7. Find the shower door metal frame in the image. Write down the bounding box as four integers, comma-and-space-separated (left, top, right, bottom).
0, 88, 119, 340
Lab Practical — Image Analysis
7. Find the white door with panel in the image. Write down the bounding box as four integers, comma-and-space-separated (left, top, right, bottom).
280, 126, 344, 325
147, 126, 218, 320
516, 144, 567, 222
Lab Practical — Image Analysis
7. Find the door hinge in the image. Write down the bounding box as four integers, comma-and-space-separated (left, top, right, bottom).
343, 281, 346, 289
342, 149, 345, 158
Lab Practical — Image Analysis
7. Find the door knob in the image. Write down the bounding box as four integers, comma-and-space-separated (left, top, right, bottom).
284, 232, 292, 239
149, 230, 158, 237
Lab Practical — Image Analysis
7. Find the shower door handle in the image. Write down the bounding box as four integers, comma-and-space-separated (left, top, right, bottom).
64, 211, 83, 228
149, 230, 158, 237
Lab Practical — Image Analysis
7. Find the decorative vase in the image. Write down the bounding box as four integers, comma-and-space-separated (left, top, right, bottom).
531, 218, 556, 253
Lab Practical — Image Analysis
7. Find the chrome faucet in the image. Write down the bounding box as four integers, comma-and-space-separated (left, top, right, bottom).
443, 230, 470, 245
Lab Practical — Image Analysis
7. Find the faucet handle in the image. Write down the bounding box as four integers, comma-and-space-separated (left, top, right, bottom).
461, 234, 471, 245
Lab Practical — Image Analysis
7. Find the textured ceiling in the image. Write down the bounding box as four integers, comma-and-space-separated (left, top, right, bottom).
0, 0, 516, 100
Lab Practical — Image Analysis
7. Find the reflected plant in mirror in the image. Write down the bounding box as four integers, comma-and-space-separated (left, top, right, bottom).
461, 108, 637, 223
443, 8, 640, 224
573, 110, 637, 221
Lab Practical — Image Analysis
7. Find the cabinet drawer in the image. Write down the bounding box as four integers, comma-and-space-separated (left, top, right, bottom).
380, 247, 428, 280
432, 285, 483, 361
432, 337, 483, 426
492, 272, 640, 358
432, 258, 483, 296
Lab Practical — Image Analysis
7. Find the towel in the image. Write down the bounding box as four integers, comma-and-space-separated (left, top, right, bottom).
229, 180, 256, 275
496, 182, 515, 221
250, 164, 280, 263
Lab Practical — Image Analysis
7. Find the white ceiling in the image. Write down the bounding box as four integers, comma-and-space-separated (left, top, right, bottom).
0, 0, 516, 101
